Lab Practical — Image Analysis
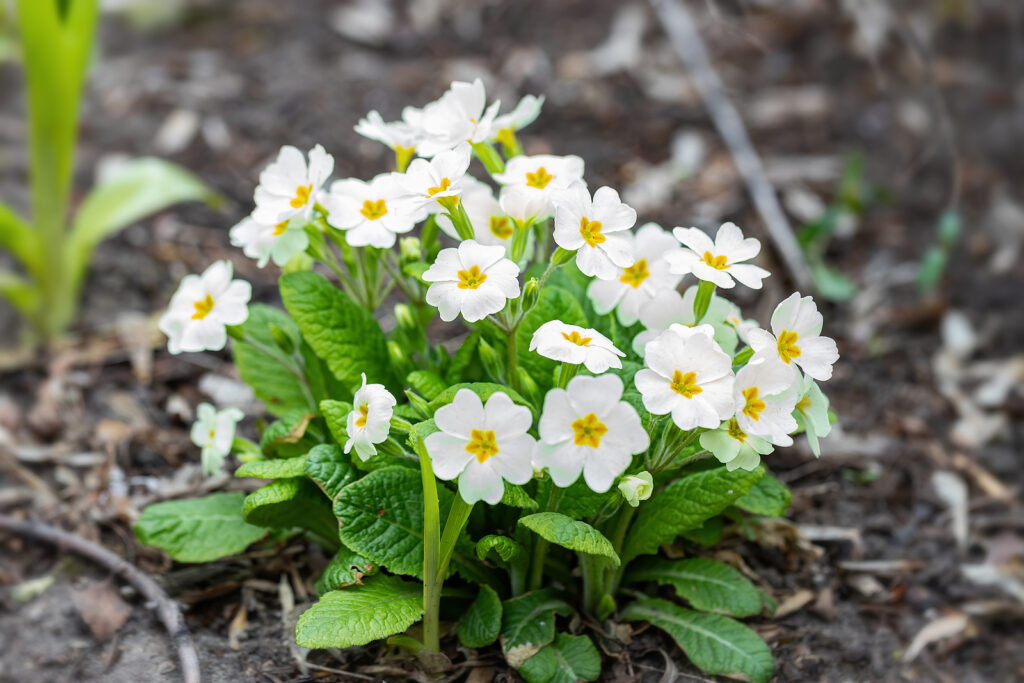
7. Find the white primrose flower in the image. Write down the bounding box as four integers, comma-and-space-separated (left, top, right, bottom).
159, 260, 251, 354
395, 143, 472, 214
422, 239, 520, 322
529, 320, 624, 373
666, 221, 770, 289
747, 292, 840, 381
617, 471, 654, 507
633, 286, 740, 357
634, 324, 735, 430
535, 374, 649, 493
586, 223, 683, 326
354, 108, 424, 156
190, 402, 244, 476
323, 173, 422, 248
416, 79, 501, 157
553, 183, 637, 279
229, 215, 309, 268
733, 359, 800, 446
493, 154, 584, 221
253, 144, 334, 224
794, 374, 832, 456
435, 176, 515, 251
425, 389, 535, 504
490, 94, 545, 143
699, 418, 774, 472
345, 374, 397, 461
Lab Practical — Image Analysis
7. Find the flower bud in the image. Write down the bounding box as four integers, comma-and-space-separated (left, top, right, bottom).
387, 340, 413, 377
477, 339, 504, 383
521, 278, 540, 313
282, 251, 314, 273
394, 304, 418, 334
269, 324, 295, 355
399, 237, 422, 264
617, 471, 654, 507
551, 247, 576, 267
225, 324, 246, 343
404, 389, 431, 419
516, 367, 540, 405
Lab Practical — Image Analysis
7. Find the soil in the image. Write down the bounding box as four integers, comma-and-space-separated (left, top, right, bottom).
1, 0, 1023, 681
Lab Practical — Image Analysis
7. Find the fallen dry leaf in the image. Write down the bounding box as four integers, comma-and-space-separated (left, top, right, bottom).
73, 580, 133, 642
902, 612, 969, 663
932, 470, 969, 550
228, 600, 248, 651
775, 589, 816, 618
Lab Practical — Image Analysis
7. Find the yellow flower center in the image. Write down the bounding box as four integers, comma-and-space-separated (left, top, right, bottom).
571, 413, 608, 448
742, 386, 766, 421
726, 418, 747, 443
702, 251, 729, 270
273, 220, 290, 236
525, 166, 554, 189
670, 370, 702, 398
457, 265, 488, 290
465, 428, 499, 463
776, 330, 801, 364
579, 216, 605, 247
360, 199, 388, 220
290, 184, 312, 209
355, 403, 369, 428
619, 259, 650, 289
795, 395, 811, 414
427, 177, 452, 197
192, 293, 215, 320
561, 330, 592, 347
490, 215, 513, 240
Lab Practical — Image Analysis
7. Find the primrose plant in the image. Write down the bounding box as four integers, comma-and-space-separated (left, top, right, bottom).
135, 79, 838, 683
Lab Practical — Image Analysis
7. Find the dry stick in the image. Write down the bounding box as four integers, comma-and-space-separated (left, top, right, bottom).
648, 0, 812, 291
0, 515, 201, 683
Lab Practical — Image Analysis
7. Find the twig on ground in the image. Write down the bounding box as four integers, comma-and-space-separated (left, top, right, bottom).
0, 515, 201, 683
648, 0, 812, 290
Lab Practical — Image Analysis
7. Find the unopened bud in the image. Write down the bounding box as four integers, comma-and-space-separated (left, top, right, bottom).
404, 389, 432, 419
225, 324, 246, 343
521, 278, 540, 313
269, 324, 295, 355
516, 368, 540, 405
387, 341, 413, 377
394, 304, 418, 334
399, 237, 422, 264
478, 339, 504, 383
551, 247, 576, 266
618, 471, 654, 507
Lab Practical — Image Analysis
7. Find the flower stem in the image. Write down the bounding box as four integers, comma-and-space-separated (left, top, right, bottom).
416, 443, 442, 654
472, 141, 506, 175
605, 504, 636, 595
506, 326, 522, 394
692, 280, 716, 323
528, 485, 563, 590
555, 362, 580, 389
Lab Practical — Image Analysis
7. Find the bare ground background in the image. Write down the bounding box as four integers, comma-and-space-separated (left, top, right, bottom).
1, 0, 1023, 681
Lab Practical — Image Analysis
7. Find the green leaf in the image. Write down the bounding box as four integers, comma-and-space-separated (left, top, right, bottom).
68, 158, 215, 286
334, 468, 489, 585
547, 479, 613, 520
808, 258, 856, 303
501, 589, 574, 668
734, 474, 791, 516
280, 270, 392, 394
304, 444, 357, 500
445, 331, 481, 383
518, 512, 619, 567
295, 574, 423, 649
622, 598, 773, 683
134, 492, 266, 563
680, 516, 723, 547
259, 409, 321, 457
458, 585, 502, 648
477, 535, 524, 563
233, 305, 314, 416
622, 464, 763, 564
427, 382, 532, 416
406, 370, 447, 401
0, 269, 40, 318
501, 483, 539, 511
243, 478, 338, 548
235, 455, 308, 479
516, 286, 587, 387
314, 547, 378, 595
520, 633, 601, 683
625, 557, 769, 618
319, 399, 352, 446
0, 202, 39, 279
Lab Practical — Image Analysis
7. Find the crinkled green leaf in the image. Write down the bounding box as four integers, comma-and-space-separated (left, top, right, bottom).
520, 633, 601, 683
458, 584, 502, 648
625, 557, 770, 617
622, 598, 773, 683
734, 474, 791, 517
543, 479, 613, 520
427, 382, 532, 416
476, 535, 524, 563
243, 478, 338, 548
233, 305, 314, 416
134, 492, 266, 563
319, 399, 352, 445
314, 547, 379, 595
445, 331, 481, 383
518, 512, 619, 567
501, 483, 538, 511
296, 574, 423, 649
304, 444, 357, 500
501, 589, 574, 669
406, 370, 447, 401
622, 464, 764, 564
235, 455, 308, 479
258, 409, 321, 458
280, 270, 392, 395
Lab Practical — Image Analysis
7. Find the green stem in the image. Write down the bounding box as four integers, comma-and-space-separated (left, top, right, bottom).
437, 494, 475, 579
417, 444, 442, 654
606, 504, 636, 595
555, 362, 580, 389
692, 280, 716, 324
528, 485, 563, 590
580, 553, 606, 617
506, 325, 522, 394
471, 141, 506, 175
